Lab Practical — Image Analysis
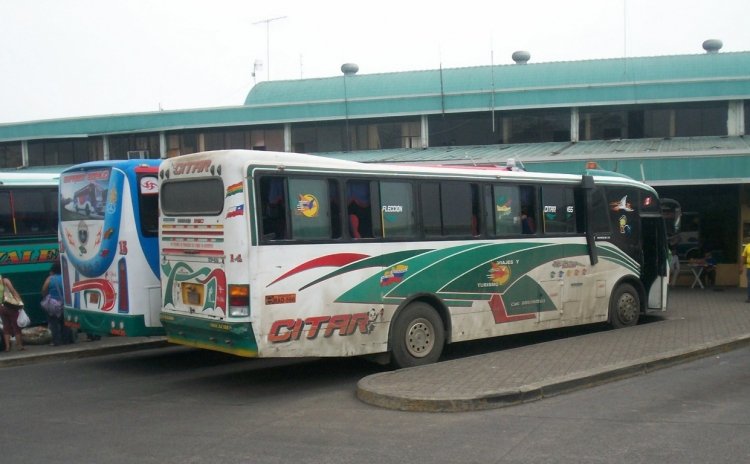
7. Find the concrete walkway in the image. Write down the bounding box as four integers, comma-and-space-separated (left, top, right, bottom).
357, 287, 750, 412
0, 331, 167, 368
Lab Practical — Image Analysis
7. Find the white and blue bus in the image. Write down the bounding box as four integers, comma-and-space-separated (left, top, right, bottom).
158, 150, 671, 368
59, 159, 163, 337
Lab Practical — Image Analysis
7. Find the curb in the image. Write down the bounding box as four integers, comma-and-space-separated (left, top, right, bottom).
356, 334, 750, 413
0, 339, 170, 368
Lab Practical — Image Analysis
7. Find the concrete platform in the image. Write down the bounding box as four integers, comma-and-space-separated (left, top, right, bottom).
357, 287, 750, 412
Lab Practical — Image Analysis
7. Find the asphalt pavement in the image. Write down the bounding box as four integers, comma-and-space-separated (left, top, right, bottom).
3, 287, 749, 414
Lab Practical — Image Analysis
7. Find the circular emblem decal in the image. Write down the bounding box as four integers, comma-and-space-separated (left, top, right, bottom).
296, 194, 319, 218
489, 262, 511, 285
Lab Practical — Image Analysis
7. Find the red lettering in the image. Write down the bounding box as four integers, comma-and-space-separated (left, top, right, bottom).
64, 173, 86, 183
268, 319, 296, 343
324, 314, 351, 337
347, 312, 370, 335
269, 312, 375, 343
290, 319, 305, 341
305, 316, 330, 339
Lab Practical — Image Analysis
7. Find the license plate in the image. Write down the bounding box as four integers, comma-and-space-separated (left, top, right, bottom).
181, 283, 204, 306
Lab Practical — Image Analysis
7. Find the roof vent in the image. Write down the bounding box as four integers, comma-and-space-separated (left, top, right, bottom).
702, 39, 723, 54
341, 63, 359, 76
511, 51, 530, 64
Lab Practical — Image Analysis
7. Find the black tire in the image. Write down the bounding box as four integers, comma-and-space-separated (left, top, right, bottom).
609, 283, 640, 329
390, 302, 445, 369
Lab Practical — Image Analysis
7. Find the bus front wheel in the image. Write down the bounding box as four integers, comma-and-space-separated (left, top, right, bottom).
609, 283, 640, 329
390, 302, 445, 369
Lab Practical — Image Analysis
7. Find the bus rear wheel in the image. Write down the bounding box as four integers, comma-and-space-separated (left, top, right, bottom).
390, 302, 445, 369
609, 283, 640, 329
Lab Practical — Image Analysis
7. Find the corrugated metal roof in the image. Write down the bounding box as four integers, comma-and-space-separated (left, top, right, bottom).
1, 51, 748, 143
319, 136, 750, 186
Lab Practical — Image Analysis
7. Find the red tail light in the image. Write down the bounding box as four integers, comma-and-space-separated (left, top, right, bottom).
228, 284, 249, 317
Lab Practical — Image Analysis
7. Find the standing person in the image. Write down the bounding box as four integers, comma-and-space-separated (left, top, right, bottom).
41, 260, 66, 345
740, 244, 750, 302
0, 274, 25, 351
669, 246, 680, 286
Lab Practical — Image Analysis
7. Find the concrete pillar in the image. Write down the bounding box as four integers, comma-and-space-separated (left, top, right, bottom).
570, 108, 580, 142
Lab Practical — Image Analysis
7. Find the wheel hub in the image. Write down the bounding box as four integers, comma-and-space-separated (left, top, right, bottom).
406, 318, 433, 358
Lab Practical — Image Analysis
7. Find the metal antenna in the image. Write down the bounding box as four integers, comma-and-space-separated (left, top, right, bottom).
253, 16, 288, 81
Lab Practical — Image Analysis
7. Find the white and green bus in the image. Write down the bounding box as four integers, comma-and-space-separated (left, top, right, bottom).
158, 150, 670, 368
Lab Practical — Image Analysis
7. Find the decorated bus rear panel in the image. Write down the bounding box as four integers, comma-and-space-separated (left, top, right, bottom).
60, 161, 162, 336
159, 150, 661, 360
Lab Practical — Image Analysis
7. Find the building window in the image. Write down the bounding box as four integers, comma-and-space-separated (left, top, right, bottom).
429, 110, 569, 146
0, 142, 22, 168
109, 134, 160, 159
580, 102, 728, 140
292, 118, 420, 153
429, 113, 500, 146
27, 138, 103, 166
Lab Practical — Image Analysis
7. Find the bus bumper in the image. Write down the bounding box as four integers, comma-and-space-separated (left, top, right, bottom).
159, 312, 259, 357
64, 308, 164, 337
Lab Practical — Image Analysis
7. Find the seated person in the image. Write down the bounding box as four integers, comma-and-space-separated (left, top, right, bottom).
700, 251, 717, 287
691, 251, 717, 287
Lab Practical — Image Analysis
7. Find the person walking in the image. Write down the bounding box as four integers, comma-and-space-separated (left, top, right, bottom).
0, 274, 25, 351
41, 260, 67, 345
740, 244, 750, 302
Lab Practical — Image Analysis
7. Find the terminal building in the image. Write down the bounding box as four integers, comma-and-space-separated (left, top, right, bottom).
1, 40, 749, 285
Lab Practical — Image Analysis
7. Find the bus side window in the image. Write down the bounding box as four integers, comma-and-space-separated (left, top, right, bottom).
492, 184, 521, 236
260, 177, 288, 240
347, 180, 373, 239
541, 185, 577, 234
520, 186, 537, 234
379, 181, 417, 238
329, 180, 342, 239
0, 191, 12, 235
589, 188, 611, 233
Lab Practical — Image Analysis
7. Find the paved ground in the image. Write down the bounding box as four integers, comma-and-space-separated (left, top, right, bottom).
357, 287, 750, 412
3, 287, 749, 414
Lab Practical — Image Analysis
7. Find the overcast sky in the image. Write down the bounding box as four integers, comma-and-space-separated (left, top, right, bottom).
1, 0, 748, 124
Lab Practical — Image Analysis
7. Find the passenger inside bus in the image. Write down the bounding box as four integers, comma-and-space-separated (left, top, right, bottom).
520, 186, 537, 234
260, 178, 287, 240
521, 207, 536, 234
347, 181, 372, 239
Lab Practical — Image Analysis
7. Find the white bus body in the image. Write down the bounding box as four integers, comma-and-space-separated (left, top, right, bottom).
159, 150, 669, 367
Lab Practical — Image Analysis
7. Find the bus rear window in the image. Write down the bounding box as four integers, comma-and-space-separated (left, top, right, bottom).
161, 178, 224, 216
